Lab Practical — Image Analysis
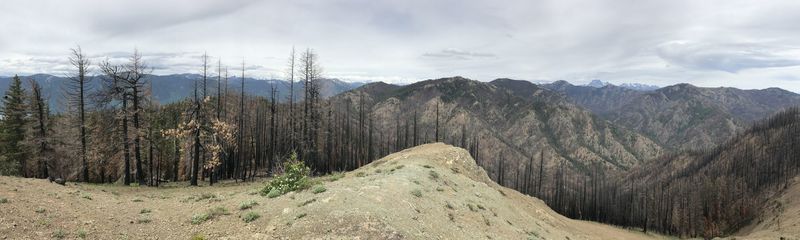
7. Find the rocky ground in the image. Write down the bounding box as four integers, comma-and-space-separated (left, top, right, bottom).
0, 143, 669, 239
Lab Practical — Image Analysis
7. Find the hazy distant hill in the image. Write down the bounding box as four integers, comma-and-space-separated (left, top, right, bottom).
0, 74, 364, 112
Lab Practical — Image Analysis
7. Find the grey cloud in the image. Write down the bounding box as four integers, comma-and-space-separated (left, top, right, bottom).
422, 48, 496, 60
657, 41, 800, 73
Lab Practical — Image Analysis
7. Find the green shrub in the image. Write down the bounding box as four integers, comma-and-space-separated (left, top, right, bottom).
239, 200, 259, 210
191, 233, 207, 240
208, 206, 230, 216
140, 209, 151, 214
265, 189, 281, 198
261, 152, 311, 197
196, 193, 216, 202
355, 172, 366, 177
77, 229, 87, 239
311, 185, 326, 194
137, 218, 151, 224
35, 207, 45, 213
242, 212, 260, 223
191, 213, 212, 225
131, 198, 143, 202
298, 198, 316, 207
296, 213, 307, 219
0, 197, 7, 203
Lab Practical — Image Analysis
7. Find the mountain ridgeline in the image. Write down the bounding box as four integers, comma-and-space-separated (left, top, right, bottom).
542, 81, 800, 150
0, 74, 364, 112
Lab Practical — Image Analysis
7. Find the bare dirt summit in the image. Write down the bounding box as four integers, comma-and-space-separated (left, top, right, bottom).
0, 143, 663, 239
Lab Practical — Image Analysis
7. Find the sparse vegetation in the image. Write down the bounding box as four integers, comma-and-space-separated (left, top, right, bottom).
195, 193, 217, 202
191, 213, 212, 225
52, 229, 66, 239
355, 172, 367, 177
0, 197, 7, 203
411, 189, 423, 197
265, 189, 281, 198
298, 198, 316, 207
428, 170, 439, 180
311, 185, 327, 194
241, 211, 260, 223
35, 207, 45, 213
131, 198, 143, 202
140, 208, 151, 214
327, 172, 344, 181
296, 213, 307, 219
190, 233, 207, 240
137, 217, 152, 224
77, 229, 87, 239
81, 194, 92, 200
239, 200, 258, 210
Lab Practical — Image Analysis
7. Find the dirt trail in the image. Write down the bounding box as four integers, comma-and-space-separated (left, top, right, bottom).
0, 143, 666, 239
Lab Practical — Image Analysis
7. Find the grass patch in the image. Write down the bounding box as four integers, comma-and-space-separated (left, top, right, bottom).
261, 152, 311, 198
132, 198, 144, 202
0, 197, 7, 203
191, 233, 207, 240
77, 229, 87, 239
140, 208, 151, 214
242, 211, 260, 223
428, 170, 439, 180
239, 200, 259, 210
411, 189, 423, 198
435, 187, 444, 192
390, 165, 405, 172
137, 218, 152, 224
298, 198, 317, 207
296, 213, 307, 219
52, 229, 66, 239
191, 213, 212, 225
265, 189, 281, 198
196, 193, 217, 202
208, 206, 230, 216
311, 185, 326, 194
35, 207, 46, 213
327, 172, 345, 182
191, 207, 230, 225
355, 172, 367, 177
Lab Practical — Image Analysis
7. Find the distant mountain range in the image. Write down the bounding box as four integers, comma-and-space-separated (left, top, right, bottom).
541, 80, 800, 150
0, 74, 365, 112
585, 79, 660, 91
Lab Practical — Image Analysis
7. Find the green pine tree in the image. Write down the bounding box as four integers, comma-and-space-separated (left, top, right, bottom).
0, 75, 28, 176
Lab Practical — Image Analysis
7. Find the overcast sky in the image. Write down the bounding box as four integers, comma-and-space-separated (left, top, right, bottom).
2, 0, 800, 92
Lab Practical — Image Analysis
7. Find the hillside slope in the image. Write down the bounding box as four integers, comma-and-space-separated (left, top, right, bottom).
0, 143, 662, 239
335, 77, 662, 183
735, 176, 800, 239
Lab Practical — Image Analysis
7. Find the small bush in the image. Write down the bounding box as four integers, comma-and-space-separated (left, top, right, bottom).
242, 212, 260, 223
311, 185, 326, 194
261, 152, 311, 197
131, 198, 144, 202
137, 218, 151, 224
296, 213, 307, 219
265, 189, 281, 198
355, 172, 366, 177
52, 229, 66, 239
239, 200, 259, 210
35, 207, 45, 213
81, 194, 92, 200
77, 229, 87, 239
191, 234, 207, 240
411, 189, 422, 198
422, 165, 433, 169
0, 197, 8, 203
191, 213, 212, 225
140, 209, 151, 214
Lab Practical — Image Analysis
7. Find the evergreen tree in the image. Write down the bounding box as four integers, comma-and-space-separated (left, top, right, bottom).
0, 75, 28, 176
